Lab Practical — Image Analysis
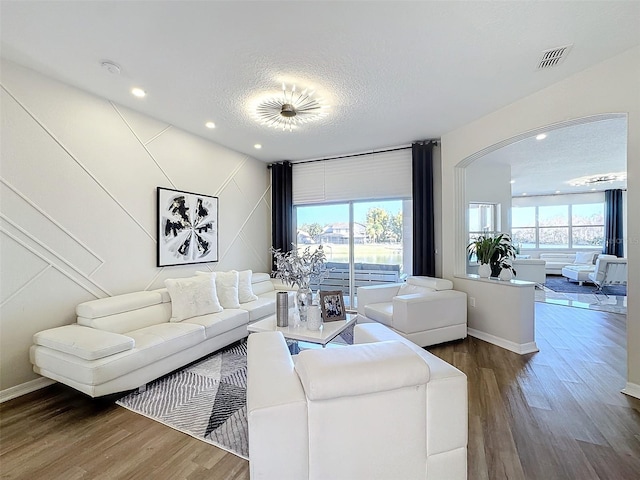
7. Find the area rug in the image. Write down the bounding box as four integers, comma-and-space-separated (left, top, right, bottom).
116, 340, 249, 459
544, 275, 627, 296
115, 326, 355, 460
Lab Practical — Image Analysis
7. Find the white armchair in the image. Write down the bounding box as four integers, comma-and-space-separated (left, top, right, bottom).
247, 324, 468, 480
356, 276, 467, 347
588, 255, 627, 292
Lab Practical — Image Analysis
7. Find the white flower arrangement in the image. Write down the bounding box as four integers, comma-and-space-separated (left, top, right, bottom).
270, 244, 329, 288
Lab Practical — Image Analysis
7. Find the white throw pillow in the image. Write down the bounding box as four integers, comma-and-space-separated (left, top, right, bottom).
238, 269, 258, 303
164, 275, 222, 322
214, 270, 241, 309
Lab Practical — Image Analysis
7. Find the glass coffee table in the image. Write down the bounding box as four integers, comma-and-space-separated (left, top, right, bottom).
247, 313, 357, 348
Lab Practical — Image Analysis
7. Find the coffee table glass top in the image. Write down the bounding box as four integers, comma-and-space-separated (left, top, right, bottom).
247, 313, 357, 346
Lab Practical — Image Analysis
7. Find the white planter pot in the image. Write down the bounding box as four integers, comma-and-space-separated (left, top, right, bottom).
478, 263, 491, 278
499, 268, 513, 281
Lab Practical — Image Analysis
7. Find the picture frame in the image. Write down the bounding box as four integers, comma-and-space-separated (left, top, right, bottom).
319, 290, 346, 321
157, 187, 219, 267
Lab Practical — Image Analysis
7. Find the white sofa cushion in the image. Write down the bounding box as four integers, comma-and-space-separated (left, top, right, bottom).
165, 275, 222, 322
238, 269, 259, 303
183, 309, 249, 338
242, 297, 277, 322
33, 325, 134, 360
214, 270, 241, 309
364, 302, 394, 325
295, 340, 429, 400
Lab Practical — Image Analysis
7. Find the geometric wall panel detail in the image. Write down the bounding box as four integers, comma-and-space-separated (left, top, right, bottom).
1, 179, 104, 276
0, 60, 272, 392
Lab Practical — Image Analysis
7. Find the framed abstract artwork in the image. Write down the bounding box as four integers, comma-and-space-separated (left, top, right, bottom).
157, 187, 219, 267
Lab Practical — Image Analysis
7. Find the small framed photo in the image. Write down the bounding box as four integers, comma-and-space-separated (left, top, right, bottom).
319, 290, 346, 321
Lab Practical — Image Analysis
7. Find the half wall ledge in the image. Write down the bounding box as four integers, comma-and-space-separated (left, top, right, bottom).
453, 275, 538, 355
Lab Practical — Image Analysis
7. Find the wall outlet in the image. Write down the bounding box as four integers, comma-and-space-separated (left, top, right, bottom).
469, 297, 476, 307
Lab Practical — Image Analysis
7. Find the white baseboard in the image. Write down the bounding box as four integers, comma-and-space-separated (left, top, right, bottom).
467, 328, 539, 355
0, 377, 55, 404
621, 382, 640, 400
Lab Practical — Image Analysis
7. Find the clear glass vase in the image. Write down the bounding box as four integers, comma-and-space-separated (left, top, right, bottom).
296, 282, 312, 324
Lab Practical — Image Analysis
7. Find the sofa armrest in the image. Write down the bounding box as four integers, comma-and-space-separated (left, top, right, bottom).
356, 283, 401, 315
33, 324, 134, 360
391, 290, 467, 334
247, 332, 308, 480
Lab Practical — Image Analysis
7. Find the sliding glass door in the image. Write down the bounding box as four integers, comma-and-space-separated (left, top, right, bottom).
296, 199, 406, 308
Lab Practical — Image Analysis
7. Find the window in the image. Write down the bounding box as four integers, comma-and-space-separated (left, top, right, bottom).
571, 203, 605, 247
511, 206, 536, 249
468, 203, 500, 260
511, 202, 604, 250
292, 150, 412, 307
538, 205, 569, 249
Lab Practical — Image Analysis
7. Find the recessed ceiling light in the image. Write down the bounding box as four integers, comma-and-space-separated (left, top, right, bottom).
522, 193, 527, 196
254, 144, 262, 149
131, 87, 146, 98
205, 122, 216, 129
555, 190, 561, 194
536, 133, 547, 140
510, 180, 515, 184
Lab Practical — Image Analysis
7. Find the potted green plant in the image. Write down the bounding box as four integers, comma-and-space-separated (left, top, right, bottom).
467, 233, 517, 278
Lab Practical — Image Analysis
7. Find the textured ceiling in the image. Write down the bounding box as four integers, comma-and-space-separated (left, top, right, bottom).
481, 116, 628, 196
1, 1, 638, 194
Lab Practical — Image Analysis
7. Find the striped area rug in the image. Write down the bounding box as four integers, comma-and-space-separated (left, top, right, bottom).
116, 326, 354, 460
116, 340, 249, 459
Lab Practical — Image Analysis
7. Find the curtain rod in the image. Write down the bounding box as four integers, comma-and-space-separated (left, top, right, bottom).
268, 140, 439, 167
267, 139, 440, 168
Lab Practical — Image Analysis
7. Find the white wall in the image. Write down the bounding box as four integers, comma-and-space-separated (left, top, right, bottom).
440, 46, 640, 393
465, 161, 512, 233
0, 61, 272, 392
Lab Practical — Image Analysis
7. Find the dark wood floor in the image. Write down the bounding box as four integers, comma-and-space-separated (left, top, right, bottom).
1, 303, 639, 479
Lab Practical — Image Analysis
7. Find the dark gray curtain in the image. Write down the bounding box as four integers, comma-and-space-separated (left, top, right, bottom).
412, 142, 436, 277
604, 189, 624, 256
271, 162, 294, 258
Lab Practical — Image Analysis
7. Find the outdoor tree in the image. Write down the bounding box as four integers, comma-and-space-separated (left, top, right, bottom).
307, 223, 323, 241
389, 212, 403, 242
366, 207, 390, 243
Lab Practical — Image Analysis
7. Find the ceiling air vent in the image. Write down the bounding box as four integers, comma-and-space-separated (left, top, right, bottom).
537, 44, 573, 70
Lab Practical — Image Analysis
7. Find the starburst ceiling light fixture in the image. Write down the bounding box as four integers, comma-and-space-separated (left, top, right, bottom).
568, 172, 627, 187
254, 83, 329, 131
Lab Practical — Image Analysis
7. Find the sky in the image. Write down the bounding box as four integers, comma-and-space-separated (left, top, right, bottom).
296, 200, 402, 226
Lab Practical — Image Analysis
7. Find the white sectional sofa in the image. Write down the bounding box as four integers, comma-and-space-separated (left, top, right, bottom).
247, 323, 468, 480
356, 276, 467, 347
539, 253, 577, 274
30, 272, 286, 397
